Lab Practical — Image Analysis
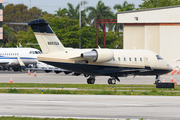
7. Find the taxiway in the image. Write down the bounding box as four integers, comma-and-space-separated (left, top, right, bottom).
0, 94, 180, 119
0, 71, 178, 84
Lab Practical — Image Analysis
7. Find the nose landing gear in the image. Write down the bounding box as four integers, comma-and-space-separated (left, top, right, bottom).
155, 75, 161, 84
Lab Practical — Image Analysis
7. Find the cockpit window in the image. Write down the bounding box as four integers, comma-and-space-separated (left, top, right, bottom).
156, 55, 163, 60
29, 51, 42, 54
38, 51, 42, 54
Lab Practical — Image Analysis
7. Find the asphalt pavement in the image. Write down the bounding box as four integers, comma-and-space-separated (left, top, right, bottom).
0, 71, 178, 84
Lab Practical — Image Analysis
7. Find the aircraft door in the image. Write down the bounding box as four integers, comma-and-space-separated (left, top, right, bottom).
144, 57, 150, 67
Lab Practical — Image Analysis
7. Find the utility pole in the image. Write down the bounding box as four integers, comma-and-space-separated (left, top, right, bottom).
30, 0, 31, 9
79, 0, 81, 49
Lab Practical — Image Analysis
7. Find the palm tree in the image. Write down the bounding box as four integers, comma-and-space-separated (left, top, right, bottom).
113, 1, 135, 12
86, 0, 113, 29
55, 7, 68, 17
113, 1, 135, 31
66, 3, 87, 24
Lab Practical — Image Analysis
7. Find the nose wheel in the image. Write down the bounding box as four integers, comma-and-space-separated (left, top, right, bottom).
155, 75, 161, 84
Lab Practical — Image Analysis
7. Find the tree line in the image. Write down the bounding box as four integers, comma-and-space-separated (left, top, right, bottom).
2, 0, 180, 49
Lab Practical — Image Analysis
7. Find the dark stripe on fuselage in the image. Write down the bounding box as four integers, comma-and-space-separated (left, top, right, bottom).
41, 61, 171, 76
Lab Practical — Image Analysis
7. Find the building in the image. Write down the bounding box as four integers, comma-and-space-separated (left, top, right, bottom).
117, 5, 180, 68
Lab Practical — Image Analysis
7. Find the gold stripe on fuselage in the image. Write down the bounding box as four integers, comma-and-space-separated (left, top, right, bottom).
34, 32, 55, 36
38, 56, 146, 68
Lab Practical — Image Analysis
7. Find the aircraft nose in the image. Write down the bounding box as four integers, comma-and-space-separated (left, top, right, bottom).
167, 64, 173, 71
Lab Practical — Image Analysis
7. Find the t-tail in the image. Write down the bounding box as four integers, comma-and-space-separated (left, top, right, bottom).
28, 18, 65, 54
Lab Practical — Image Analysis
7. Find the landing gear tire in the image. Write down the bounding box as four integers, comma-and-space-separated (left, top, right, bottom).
87, 76, 95, 84
108, 78, 116, 84
155, 80, 161, 84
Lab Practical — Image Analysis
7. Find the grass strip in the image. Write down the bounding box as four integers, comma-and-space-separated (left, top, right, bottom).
0, 116, 145, 120
1, 83, 180, 91
0, 88, 180, 96
0, 83, 156, 88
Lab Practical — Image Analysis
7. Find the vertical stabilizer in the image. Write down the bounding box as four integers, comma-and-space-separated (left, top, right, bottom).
28, 18, 65, 54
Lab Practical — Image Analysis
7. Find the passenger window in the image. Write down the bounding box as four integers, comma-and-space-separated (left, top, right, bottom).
118, 57, 120, 61
113, 57, 115, 61
135, 58, 137, 61
140, 58, 142, 61
129, 57, 131, 61
124, 57, 126, 61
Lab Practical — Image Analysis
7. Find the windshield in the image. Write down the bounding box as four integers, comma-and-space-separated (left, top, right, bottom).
29, 51, 42, 54
156, 55, 163, 60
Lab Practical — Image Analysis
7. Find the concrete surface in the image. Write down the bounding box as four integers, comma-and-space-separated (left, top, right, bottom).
0, 71, 178, 85
0, 94, 180, 119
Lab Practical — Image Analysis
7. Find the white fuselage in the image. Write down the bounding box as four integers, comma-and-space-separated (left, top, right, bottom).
38, 48, 172, 76
0, 48, 41, 67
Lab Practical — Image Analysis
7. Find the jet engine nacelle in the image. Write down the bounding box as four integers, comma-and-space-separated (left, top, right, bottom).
81, 49, 114, 62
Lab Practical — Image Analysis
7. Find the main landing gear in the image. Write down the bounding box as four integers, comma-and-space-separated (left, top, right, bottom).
87, 76, 95, 84
108, 76, 120, 84
86, 75, 120, 85
155, 75, 161, 84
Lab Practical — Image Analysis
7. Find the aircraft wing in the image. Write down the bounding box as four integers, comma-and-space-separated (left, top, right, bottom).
175, 59, 180, 62
27, 68, 66, 71
27, 67, 75, 75
121, 68, 152, 73
17, 56, 72, 74
0, 61, 9, 64
100, 67, 153, 75
17, 56, 26, 69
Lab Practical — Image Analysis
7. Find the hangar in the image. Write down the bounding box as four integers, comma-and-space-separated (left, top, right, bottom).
117, 5, 180, 68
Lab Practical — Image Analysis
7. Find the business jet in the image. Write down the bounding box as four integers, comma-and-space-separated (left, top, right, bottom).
27, 18, 173, 84
0, 47, 41, 71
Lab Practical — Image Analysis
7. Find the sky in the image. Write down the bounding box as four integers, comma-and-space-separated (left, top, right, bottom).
3, 0, 143, 14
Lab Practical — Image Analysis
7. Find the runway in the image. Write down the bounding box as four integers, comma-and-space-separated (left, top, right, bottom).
0, 94, 180, 119
0, 71, 178, 84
